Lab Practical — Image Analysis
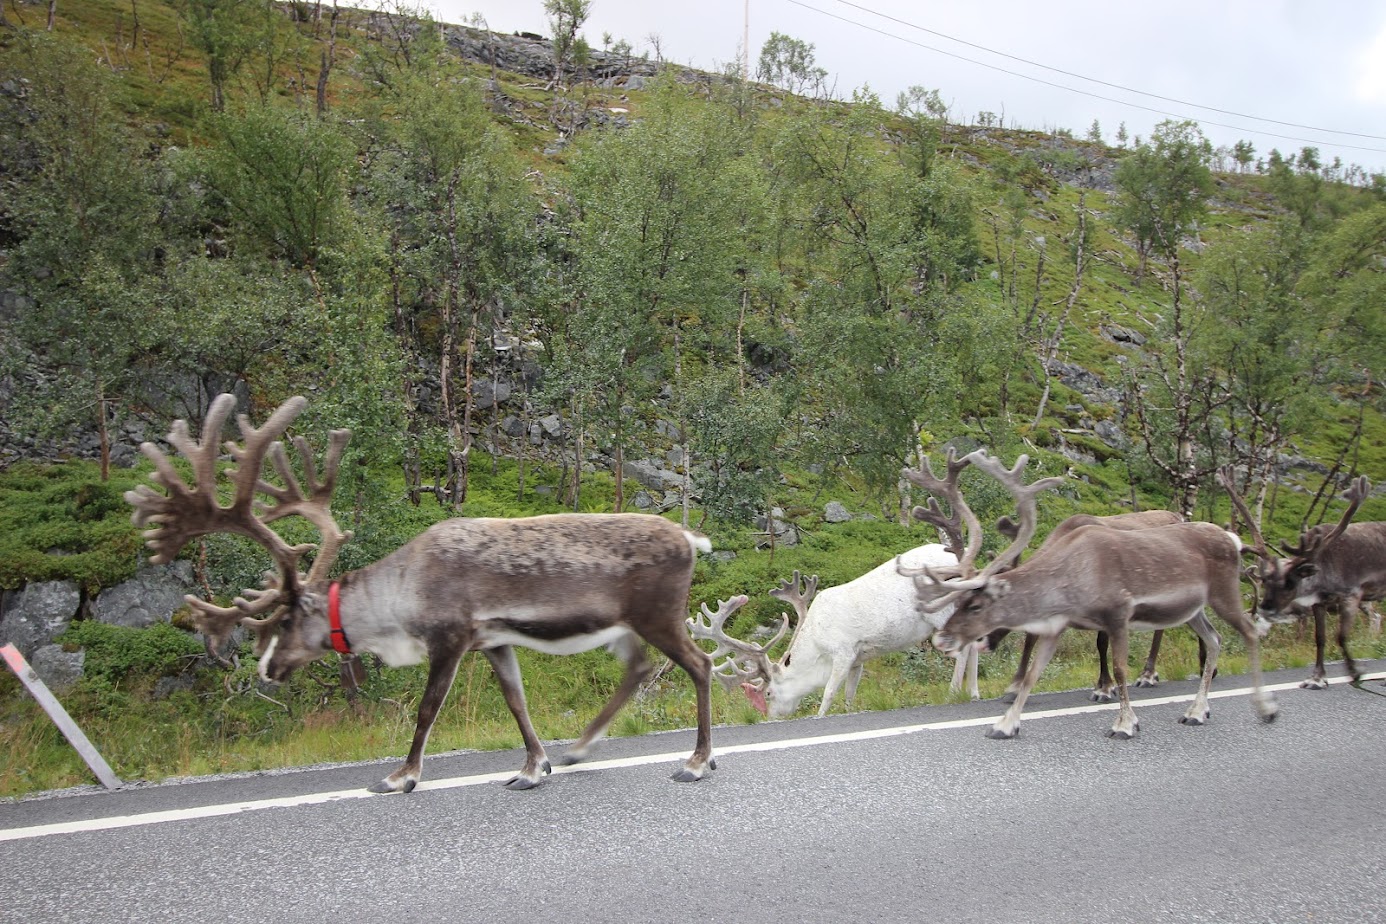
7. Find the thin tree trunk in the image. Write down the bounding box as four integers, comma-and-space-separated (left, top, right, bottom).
315, 1, 338, 116
441, 173, 467, 509
569, 395, 583, 511
612, 379, 625, 512
737, 285, 748, 395
458, 300, 480, 504
95, 381, 111, 482
516, 389, 529, 502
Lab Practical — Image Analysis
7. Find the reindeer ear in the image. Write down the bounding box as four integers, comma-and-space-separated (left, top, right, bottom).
995, 516, 1020, 540
1291, 561, 1318, 580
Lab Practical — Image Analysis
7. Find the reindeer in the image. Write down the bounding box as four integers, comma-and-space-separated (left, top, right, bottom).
687, 546, 977, 720
986, 509, 1188, 703
901, 452, 1187, 703
1220, 469, 1383, 688
912, 449, 1277, 739
125, 394, 724, 794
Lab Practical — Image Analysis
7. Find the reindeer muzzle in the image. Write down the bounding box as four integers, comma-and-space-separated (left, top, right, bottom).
741, 682, 768, 716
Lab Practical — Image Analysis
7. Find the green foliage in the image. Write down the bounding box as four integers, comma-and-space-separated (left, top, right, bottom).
756, 31, 827, 95
682, 370, 784, 525
1113, 119, 1213, 265
0, 463, 143, 590
59, 621, 205, 685
201, 105, 355, 267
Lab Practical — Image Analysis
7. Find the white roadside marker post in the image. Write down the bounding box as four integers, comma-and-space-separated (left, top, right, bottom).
1, 643, 122, 790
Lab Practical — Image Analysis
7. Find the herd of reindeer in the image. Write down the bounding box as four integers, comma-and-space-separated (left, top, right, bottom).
123, 395, 1385, 794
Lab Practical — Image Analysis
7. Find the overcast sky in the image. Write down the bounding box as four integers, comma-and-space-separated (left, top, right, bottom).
426, 0, 1386, 177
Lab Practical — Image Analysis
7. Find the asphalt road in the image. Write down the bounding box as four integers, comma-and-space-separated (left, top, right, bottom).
3, 660, 1385, 924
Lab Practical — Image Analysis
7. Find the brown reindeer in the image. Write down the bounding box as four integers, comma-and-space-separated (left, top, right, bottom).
987, 510, 1187, 702
125, 394, 722, 794
901, 453, 1188, 702
912, 449, 1276, 739
1221, 469, 1383, 687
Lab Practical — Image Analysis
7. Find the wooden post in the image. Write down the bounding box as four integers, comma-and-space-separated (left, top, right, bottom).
1, 644, 122, 790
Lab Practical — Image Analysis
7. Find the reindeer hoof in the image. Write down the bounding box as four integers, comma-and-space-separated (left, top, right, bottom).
1134, 674, 1160, 688
985, 727, 1018, 740
1090, 690, 1116, 703
368, 776, 415, 794
1299, 678, 1328, 690
1000, 691, 1018, 704
504, 759, 551, 789
557, 752, 584, 766
670, 767, 707, 783
1106, 728, 1137, 740
1179, 713, 1208, 726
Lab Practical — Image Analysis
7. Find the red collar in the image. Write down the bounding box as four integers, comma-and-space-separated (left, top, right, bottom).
328, 582, 352, 655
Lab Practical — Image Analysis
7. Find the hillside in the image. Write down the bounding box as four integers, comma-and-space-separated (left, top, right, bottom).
1, 0, 1384, 795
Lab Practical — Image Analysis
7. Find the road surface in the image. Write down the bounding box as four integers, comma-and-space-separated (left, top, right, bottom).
3, 661, 1384, 923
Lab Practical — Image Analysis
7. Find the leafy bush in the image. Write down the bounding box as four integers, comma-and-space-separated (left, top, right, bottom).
0, 462, 144, 590
58, 621, 204, 684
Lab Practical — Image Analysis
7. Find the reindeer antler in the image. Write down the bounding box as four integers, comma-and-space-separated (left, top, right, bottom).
125, 394, 352, 660
1292, 475, 1372, 558
687, 595, 785, 692
769, 570, 818, 625
902, 447, 983, 573
259, 430, 354, 582
905, 449, 1064, 613
964, 450, 1065, 577
1217, 466, 1274, 567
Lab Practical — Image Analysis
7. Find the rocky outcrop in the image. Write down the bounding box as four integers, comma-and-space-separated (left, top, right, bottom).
443, 25, 701, 87
0, 580, 81, 658
90, 562, 195, 628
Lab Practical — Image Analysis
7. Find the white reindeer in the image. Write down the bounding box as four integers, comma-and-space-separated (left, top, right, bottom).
690, 544, 978, 719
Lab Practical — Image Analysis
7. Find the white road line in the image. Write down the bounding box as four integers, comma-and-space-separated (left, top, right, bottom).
3, 671, 1382, 843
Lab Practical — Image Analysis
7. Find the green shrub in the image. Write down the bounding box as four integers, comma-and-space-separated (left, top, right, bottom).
0, 462, 144, 590
59, 621, 204, 684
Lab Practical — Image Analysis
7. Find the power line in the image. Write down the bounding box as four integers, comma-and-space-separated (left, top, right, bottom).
825, 0, 1386, 142
781, 0, 1386, 156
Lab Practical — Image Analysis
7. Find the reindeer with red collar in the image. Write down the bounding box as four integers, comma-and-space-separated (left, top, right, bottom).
126, 394, 722, 793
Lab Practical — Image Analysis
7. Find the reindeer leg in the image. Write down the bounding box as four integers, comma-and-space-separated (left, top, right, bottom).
369, 648, 465, 794
948, 650, 967, 695
482, 646, 553, 790
650, 631, 716, 782
959, 644, 980, 701
817, 660, 853, 717
1091, 630, 1116, 702
989, 632, 1061, 739
1301, 603, 1329, 689
844, 662, 865, 707
1135, 629, 1163, 687
1339, 595, 1363, 684
1214, 592, 1277, 723
1107, 622, 1139, 739
560, 633, 652, 767
1179, 613, 1220, 726
1002, 633, 1037, 704
947, 647, 981, 700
